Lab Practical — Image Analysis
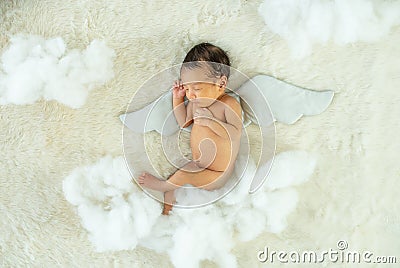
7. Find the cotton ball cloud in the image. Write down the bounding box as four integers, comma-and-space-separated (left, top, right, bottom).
258, 0, 400, 58
0, 34, 115, 108
168, 209, 238, 268
63, 151, 316, 267
63, 156, 161, 251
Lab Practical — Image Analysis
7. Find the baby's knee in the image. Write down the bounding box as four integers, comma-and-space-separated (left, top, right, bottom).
168, 170, 187, 186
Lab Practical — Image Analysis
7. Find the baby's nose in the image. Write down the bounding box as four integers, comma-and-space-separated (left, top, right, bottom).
188, 92, 196, 100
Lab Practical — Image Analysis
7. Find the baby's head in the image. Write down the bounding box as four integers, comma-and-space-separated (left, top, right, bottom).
180, 43, 231, 107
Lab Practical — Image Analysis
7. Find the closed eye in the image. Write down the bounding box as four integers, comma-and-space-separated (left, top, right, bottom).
185, 88, 201, 91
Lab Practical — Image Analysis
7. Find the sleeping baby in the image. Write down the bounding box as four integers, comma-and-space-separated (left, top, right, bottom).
138, 43, 242, 215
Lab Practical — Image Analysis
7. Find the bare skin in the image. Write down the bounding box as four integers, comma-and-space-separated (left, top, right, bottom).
138, 68, 242, 214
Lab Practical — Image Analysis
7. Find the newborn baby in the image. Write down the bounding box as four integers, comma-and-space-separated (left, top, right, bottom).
138, 43, 242, 214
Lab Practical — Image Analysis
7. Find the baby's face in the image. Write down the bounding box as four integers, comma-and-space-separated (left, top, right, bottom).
180, 68, 225, 107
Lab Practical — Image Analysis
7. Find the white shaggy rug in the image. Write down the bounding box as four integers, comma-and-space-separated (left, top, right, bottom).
1, 0, 399, 267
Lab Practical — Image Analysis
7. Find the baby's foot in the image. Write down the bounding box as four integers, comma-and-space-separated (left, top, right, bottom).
162, 191, 176, 215
162, 202, 173, 215
138, 172, 166, 191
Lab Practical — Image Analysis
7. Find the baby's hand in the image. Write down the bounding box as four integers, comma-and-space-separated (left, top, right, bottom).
172, 79, 186, 99
194, 107, 213, 126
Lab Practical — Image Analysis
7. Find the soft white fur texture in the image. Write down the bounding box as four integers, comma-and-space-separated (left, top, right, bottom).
1, 0, 399, 267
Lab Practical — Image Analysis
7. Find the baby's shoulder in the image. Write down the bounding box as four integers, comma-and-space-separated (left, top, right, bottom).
219, 94, 241, 109
219, 93, 235, 103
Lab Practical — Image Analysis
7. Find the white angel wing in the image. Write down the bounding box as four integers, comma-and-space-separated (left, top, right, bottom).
120, 91, 180, 136
235, 75, 334, 125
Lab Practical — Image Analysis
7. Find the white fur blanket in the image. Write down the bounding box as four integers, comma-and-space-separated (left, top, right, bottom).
1, 0, 399, 267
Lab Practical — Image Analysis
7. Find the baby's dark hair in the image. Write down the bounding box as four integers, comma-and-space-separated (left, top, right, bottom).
181, 42, 231, 79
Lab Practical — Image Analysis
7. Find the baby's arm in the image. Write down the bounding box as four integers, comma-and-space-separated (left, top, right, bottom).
172, 80, 193, 128
195, 98, 242, 139
184, 101, 194, 127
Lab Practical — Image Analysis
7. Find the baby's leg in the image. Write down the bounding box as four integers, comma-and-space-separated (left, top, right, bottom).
164, 162, 230, 214
168, 164, 225, 191
138, 161, 226, 192
139, 162, 233, 215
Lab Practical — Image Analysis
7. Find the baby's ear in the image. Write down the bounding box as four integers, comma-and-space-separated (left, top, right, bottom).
219, 75, 228, 88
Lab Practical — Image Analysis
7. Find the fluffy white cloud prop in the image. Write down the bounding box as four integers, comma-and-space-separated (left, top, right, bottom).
258, 0, 400, 58
0, 35, 115, 108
